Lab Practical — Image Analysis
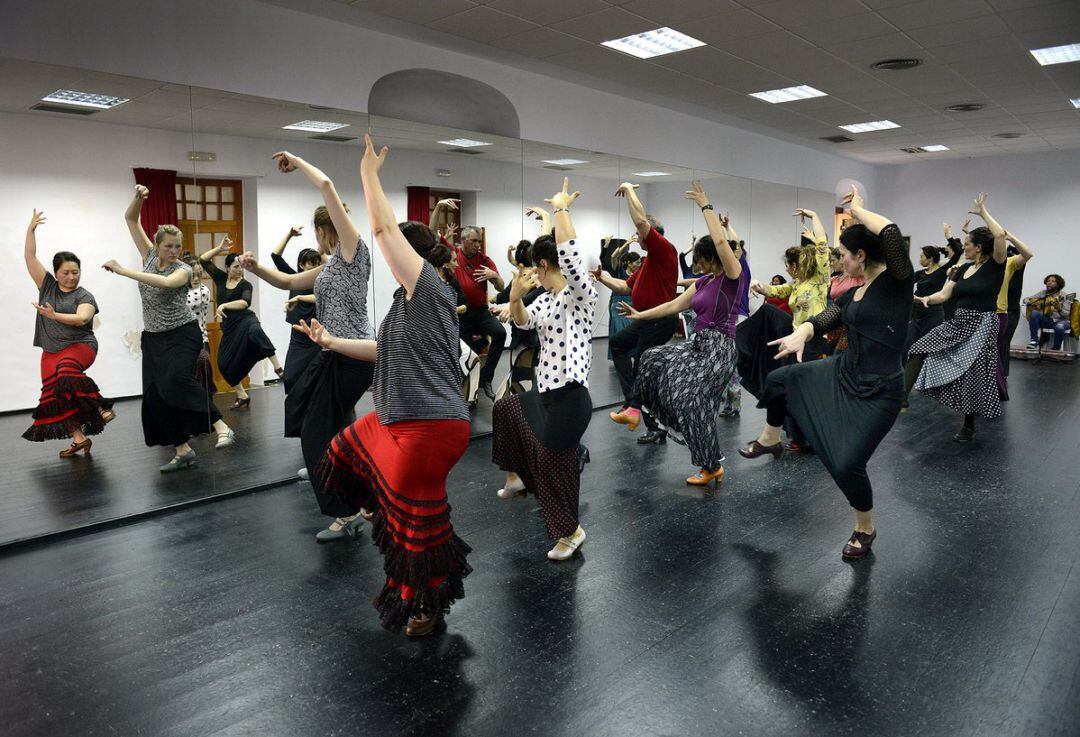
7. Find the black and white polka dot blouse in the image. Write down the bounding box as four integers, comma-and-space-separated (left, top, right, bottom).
516, 239, 598, 393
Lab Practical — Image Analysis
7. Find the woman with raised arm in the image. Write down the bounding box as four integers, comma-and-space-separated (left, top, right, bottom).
619, 181, 742, 487
310, 134, 471, 637
270, 226, 322, 393
107, 185, 234, 472
180, 253, 214, 392
21, 209, 114, 456
199, 235, 282, 408
908, 194, 1008, 442
718, 210, 750, 418
241, 156, 375, 543
492, 178, 598, 562
738, 186, 913, 560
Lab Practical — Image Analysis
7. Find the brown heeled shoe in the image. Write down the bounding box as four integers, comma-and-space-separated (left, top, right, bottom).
738, 440, 783, 460
842, 529, 877, 559
59, 438, 92, 458
100, 409, 117, 424
686, 467, 725, 487
404, 612, 443, 638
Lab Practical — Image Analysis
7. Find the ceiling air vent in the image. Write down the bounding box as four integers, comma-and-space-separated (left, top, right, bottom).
307, 104, 334, 111
901, 146, 925, 153
543, 165, 574, 171
309, 134, 357, 143
821, 135, 854, 143
30, 103, 98, 116
946, 103, 985, 113
993, 132, 1024, 139
871, 58, 922, 71
448, 148, 485, 155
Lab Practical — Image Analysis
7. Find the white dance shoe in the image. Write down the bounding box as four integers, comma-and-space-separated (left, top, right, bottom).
547, 526, 586, 561
215, 429, 236, 449
497, 477, 526, 499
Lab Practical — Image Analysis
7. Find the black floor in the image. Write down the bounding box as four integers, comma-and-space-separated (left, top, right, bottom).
2, 360, 1078, 737
0, 340, 624, 548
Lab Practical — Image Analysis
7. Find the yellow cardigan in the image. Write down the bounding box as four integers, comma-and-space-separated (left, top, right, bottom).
768, 236, 831, 326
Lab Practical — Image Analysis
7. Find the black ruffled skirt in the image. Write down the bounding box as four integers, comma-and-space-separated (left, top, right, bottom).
217, 310, 277, 387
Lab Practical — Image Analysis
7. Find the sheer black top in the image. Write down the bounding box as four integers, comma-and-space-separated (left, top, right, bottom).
203, 260, 254, 312
914, 238, 962, 298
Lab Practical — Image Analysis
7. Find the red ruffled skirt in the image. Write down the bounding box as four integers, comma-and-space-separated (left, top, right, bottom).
23, 343, 113, 442
316, 412, 471, 631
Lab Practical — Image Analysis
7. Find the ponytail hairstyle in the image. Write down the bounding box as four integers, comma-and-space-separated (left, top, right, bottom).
839, 223, 885, 265
398, 220, 440, 263
313, 202, 349, 250
297, 248, 321, 270
920, 245, 948, 264
784, 245, 818, 283
968, 226, 995, 259
529, 235, 559, 271
224, 253, 240, 269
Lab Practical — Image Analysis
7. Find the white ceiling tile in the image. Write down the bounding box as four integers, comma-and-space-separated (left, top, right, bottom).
822, 32, 926, 68
1002, 2, 1080, 31
618, 0, 741, 26
549, 6, 656, 43
428, 6, 538, 42
791, 13, 898, 44
350, 0, 476, 25
876, 0, 995, 30
987, 0, 1068, 11
673, 9, 783, 44
1012, 23, 1080, 50
486, 27, 591, 58
907, 14, 1010, 48
651, 46, 794, 91
753, 0, 868, 27
484, 0, 607, 24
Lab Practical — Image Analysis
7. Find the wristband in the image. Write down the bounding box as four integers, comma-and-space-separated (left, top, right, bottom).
700, 204, 714, 212
553, 208, 569, 213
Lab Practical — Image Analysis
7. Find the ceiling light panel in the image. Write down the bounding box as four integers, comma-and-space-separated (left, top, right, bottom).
437, 138, 493, 147
921, 144, 950, 152
839, 120, 901, 133
749, 85, 828, 104
542, 158, 589, 166
632, 171, 670, 177
41, 89, 129, 109
1071, 98, 1080, 108
282, 120, 349, 132
1029, 43, 1080, 66
601, 27, 705, 59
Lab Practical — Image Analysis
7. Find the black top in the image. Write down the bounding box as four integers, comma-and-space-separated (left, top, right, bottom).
203, 260, 254, 310
914, 238, 962, 298
495, 282, 545, 350
1007, 262, 1026, 312
599, 237, 627, 275
270, 252, 316, 325
809, 223, 914, 389
951, 257, 1006, 313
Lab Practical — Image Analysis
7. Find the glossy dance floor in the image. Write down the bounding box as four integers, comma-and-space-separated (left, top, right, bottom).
1, 359, 1077, 737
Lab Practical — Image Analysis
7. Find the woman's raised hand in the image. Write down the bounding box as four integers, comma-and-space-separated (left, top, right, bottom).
289, 226, 304, 239
969, 192, 988, 216
840, 184, 863, 210
271, 151, 300, 173
509, 267, 540, 302
134, 184, 150, 200
361, 133, 388, 175
684, 180, 709, 208
546, 177, 580, 211
239, 251, 258, 270
102, 259, 123, 275
28, 209, 46, 232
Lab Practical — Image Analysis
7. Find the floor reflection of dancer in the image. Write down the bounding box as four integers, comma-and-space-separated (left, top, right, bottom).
270, 226, 323, 393
181, 253, 214, 392
739, 187, 912, 559
22, 209, 115, 456
199, 235, 283, 409
492, 179, 598, 561
241, 154, 375, 542
109, 185, 234, 472
304, 134, 472, 636
619, 181, 742, 487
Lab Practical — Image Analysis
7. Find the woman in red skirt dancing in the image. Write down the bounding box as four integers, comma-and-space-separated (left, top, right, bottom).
301, 134, 472, 637
22, 209, 114, 456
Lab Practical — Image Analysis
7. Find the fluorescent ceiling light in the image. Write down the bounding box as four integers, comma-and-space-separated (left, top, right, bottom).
839, 120, 901, 133
1029, 43, 1080, 66
922, 144, 949, 152
1071, 98, 1080, 108
41, 89, 129, 109
438, 138, 492, 147
749, 85, 827, 104
282, 120, 349, 132
633, 171, 670, 177
542, 158, 589, 166
601, 27, 705, 59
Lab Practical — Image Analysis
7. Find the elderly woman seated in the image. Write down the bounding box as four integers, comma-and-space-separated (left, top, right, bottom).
1025, 274, 1075, 350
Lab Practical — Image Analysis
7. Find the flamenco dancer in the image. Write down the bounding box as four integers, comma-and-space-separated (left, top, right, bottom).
199, 235, 283, 408
22, 209, 114, 456
306, 134, 472, 636
739, 186, 913, 560
270, 226, 323, 392
908, 194, 1007, 442
108, 185, 234, 472
180, 253, 214, 392
619, 181, 742, 487
492, 179, 598, 561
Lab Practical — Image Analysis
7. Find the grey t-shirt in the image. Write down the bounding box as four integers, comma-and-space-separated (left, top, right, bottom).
314, 237, 374, 340
33, 273, 99, 353
140, 247, 194, 333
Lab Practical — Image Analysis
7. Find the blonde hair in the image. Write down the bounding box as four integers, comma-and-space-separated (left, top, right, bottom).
153, 224, 183, 246
784, 245, 819, 284
313, 203, 349, 249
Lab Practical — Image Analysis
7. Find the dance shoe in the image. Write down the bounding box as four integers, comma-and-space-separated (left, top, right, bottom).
686, 467, 725, 486
59, 438, 92, 458
719, 407, 740, 418
297, 467, 309, 481
481, 381, 496, 401
783, 440, 812, 454
497, 477, 526, 499
841, 529, 877, 560
100, 409, 117, 424
637, 429, 667, 445
953, 425, 975, 443
215, 429, 236, 449
405, 613, 443, 638
738, 440, 784, 459
578, 445, 591, 475
160, 449, 197, 473
547, 526, 586, 561
609, 407, 641, 431
315, 514, 364, 543
230, 397, 251, 410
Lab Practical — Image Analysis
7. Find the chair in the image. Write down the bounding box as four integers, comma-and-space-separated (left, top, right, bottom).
460, 336, 491, 406
494, 346, 537, 401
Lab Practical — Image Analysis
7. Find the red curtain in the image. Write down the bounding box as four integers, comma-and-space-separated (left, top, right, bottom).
406, 185, 430, 224
133, 168, 179, 238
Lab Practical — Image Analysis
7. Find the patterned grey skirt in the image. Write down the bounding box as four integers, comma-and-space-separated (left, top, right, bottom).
909, 308, 1001, 419
634, 329, 737, 471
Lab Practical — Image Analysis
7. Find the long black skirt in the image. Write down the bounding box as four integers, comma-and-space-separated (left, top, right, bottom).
285, 349, 375, 517
142, 321, 221, 447
282, 330, 321, 394
217, 310, 277, 387
492, 382, 591, 539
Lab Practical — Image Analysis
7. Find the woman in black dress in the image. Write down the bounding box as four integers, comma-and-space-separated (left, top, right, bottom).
908, 194, 1007, 442
739, 186, 913, 560
199, 236, 282, 408
270, 226, 323, 393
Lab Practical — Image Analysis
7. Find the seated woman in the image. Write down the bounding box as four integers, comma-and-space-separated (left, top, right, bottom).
1025, 274, 1074, 350
764, 274, 793, 314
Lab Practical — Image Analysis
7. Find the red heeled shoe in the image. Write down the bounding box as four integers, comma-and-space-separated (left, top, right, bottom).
59, 438, 92, 458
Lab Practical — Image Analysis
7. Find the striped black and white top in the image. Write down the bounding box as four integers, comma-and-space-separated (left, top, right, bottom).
372, 261, 469, 424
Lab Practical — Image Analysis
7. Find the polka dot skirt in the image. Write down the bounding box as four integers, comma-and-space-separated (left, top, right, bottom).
910, 308, 1002, 419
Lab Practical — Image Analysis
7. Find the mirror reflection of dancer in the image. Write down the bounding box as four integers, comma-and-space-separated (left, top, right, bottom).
242, 154, 375, 543
180, 254, 214, 392
22, 209, 115, 456
270, 226, 323, 393
299, 134, 472, 637
739, 187, 913, 560
492, 179, 598, 561
199, 235, 283, 409
107, 185, 234, 472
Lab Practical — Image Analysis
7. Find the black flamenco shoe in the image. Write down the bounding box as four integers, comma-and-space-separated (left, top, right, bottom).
578, 445, 591, 475
637, 429, 667, 445
230, 396, 251, 410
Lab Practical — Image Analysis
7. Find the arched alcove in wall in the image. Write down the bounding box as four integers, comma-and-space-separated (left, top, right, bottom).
367, 69, 520, 139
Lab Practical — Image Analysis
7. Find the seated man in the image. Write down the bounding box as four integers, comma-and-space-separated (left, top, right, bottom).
1025, 274, 1074, 350
453, 225, 506, 399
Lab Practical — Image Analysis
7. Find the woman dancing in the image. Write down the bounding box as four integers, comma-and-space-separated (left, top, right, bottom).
108, 185, 234, 472
270, 226, 323, 392
22, 209, 114, 456
242, 155, 375, 542
620, 181, 742, 487
492, 179, 598, 561
739, 186, 913, 559
199, 235, 282, 408
304, 134, 472, 636
181, 253, 214, 392
908, 194, 1007, 442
